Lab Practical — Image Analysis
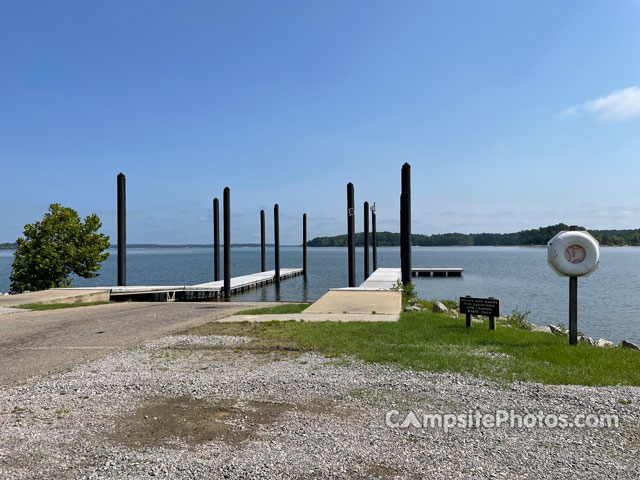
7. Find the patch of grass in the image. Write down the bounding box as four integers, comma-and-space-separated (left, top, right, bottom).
234, 303, 310, 315
185, 311, 640, 386
15, 301, 111, 311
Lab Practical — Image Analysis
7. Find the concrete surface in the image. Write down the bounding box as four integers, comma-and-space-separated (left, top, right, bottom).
0, 289, 110, 307
303, 290, 402, 314
0, 301, 278, 386
0, 307, 24, 316
227, 313, 400, 323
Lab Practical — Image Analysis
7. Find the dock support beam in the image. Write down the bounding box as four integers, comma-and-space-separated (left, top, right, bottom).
347, 182, 355, 287
371, 202, 377, 272
223, 187, 231, 298
117, 172, 126, 286
303, 213, 307, 276
274, 204, 280, 285
214, 198, 220, 281
364, 201, 370, 280
260, 209, 266, 272
401, 163, 412, 285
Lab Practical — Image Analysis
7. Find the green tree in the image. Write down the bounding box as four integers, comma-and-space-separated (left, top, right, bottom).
9, 204, 110, 293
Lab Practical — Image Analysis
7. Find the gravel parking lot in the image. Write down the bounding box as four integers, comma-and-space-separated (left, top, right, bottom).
1, 334, 639, 479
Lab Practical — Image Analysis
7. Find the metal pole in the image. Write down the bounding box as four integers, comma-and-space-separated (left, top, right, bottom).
401, 163, 412, 285
274, 204, 280, 285
213, 197, 220, 281
223, 187, 230, 298
117, 173, 126, 286
364, 201, 370, 280
400, 194, 403, 279
569, 225, 578, 345
260, 209, 266, 272
371, 203, 377, 272
569, 277, 578, 345
303, 213, 307, 276
347, 182, 355, 287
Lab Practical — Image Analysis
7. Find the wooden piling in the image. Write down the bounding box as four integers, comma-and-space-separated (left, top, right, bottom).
117, 173, 126, 287
347, 183, 355, 287
223, 187, 231, 298
214, 198, 220, 281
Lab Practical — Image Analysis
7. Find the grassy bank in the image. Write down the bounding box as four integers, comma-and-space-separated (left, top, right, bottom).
15, 301, 111, 311
234, 303, 310, 315
186, 310, 640, 386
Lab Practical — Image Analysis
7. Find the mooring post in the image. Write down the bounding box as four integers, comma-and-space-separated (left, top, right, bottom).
213, 197, 220, 281
117, 172, 126, 286
303, 213, 307, 276
489, 296, 496, 330
347, 182, 355, 287
400, 194, 403, 273
401, 163, 412, 285
364, 201, 370, 280
569, 225, 578, 345
465, 295, 471, 328
223, 187, 231, 298
274, 204, 280, 285
371, 202, 377, 271
260, 209, 266, 272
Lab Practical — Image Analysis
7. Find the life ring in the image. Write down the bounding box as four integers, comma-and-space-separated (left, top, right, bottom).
547, 231, 599, 277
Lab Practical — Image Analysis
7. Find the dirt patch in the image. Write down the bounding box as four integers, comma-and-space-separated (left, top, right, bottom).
110, 396, 294, 448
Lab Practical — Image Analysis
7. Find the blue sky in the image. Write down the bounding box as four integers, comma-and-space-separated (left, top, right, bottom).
1, 0, 639, 244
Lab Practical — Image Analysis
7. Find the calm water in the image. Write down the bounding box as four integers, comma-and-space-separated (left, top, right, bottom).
1, 246, 639, 345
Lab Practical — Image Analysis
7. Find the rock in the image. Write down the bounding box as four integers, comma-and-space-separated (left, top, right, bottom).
549, 325, 568, 335
532, 326, 552, 334
404, 305, 421, 312
597, 338, 614, 348
448, 309, 459, 318
579, 335, 596, 346
432, 301, 448, 313
620, 340, 640, 351
472, 318, 484, 324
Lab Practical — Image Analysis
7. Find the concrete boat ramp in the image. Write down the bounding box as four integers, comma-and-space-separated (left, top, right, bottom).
243, 266, 462, 322
236, 266, 462, 323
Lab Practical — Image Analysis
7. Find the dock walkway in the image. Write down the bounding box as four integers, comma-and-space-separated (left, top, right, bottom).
60, 268, 303, 302
334, 266, 464, 292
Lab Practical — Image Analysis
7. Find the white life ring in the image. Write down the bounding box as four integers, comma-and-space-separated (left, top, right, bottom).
547, 231, 599, 277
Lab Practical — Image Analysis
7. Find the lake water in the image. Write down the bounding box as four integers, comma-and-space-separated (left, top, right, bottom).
1, 246, 639, 345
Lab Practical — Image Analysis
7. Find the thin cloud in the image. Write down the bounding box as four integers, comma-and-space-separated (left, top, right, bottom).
561, 86, 640, 121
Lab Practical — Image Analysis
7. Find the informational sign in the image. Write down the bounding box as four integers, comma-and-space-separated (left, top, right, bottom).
460, 296, 499, 317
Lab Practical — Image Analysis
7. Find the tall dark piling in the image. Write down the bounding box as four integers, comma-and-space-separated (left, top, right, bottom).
347, 183, 355, 287
117, 173, 126, 286
213, 198, 220, 281
260, 209, 266, 272
223, 187, 231, 298
303, 213, 308, 276
364, 201, 370, 280
274, 204, 280, 285
399, 194, 403, 274
401, 163, 412, 285
371, 202, 377, 271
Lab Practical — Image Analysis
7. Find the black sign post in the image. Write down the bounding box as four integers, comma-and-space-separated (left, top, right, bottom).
460, 296, 500, 330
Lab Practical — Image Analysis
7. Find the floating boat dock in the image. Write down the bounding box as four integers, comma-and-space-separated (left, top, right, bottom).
65, 268, 303, 302
411, 267, 463, 277
334, 266, 463, 291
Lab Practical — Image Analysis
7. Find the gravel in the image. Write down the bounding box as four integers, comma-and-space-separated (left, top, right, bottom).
0, 334, 639, 479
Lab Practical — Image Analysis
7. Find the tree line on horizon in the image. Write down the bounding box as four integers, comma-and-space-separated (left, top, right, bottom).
306, 224, 640, 247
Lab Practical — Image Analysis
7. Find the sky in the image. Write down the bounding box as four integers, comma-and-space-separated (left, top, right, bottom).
1, 0, 640, 244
